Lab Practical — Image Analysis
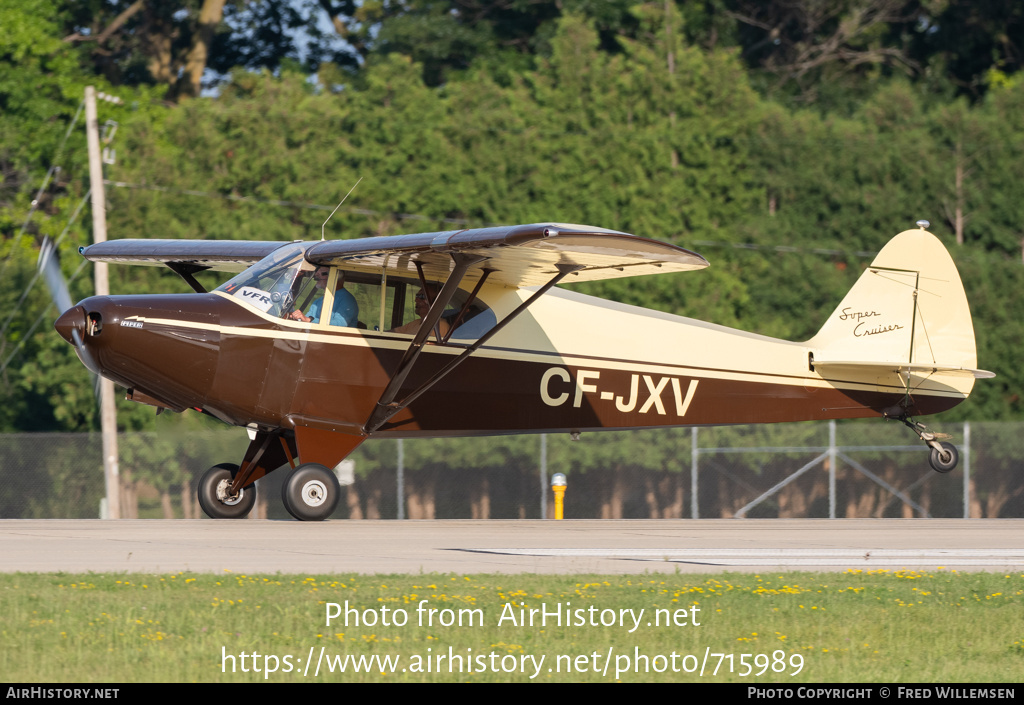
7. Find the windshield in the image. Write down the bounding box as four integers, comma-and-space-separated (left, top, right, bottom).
215, 243, 316, 319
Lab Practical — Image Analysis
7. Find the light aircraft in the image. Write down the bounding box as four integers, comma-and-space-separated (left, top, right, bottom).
54, 220, 992, 520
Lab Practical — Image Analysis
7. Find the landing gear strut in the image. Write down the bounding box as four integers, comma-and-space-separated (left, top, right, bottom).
894, 415, 959, 473
196, 428, 363, 520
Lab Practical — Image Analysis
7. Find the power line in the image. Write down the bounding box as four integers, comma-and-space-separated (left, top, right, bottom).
0, 191, 92, 344
0, 99, 86, 279
104, 179, 479, 226
692, 240, 878, 259
0, 192, 91, 366
0, 259, 90, 377
106, 178, 892, 260
0, 166, 61, 280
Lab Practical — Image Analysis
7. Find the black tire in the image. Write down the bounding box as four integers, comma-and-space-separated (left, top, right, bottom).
197, 463, 256, 519
281, 463, 340, 521
929, 442, 959, 474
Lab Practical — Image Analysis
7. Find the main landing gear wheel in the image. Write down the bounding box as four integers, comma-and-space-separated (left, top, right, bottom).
929, 441, 959, 474
197, 463, 256, 519
282, 463, 341, 521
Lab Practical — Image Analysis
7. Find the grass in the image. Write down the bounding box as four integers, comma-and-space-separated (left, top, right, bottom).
1, 569, 1021, 682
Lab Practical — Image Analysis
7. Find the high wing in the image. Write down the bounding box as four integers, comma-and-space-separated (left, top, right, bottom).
80, 239, 301, 292
80, 224, 708, 287
80, 239, 295, 272
304, 223, 708, 286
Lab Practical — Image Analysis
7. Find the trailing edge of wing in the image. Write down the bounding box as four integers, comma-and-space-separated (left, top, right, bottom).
305, 223, 709, 286
80, 240, 294, 272
814, 360, 996, 379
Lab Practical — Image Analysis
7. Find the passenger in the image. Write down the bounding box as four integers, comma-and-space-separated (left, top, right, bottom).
393, 285, 449, 337
289, 267, 358, 327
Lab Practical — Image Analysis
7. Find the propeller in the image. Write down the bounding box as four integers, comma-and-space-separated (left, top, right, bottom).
38, 236, 72, 314
44, 238, 101, 387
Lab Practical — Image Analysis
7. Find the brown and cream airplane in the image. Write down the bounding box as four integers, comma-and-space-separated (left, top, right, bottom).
54, 221, 992, 520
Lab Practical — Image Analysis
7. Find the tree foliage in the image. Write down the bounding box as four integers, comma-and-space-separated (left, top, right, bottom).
2, 0, 1023, 442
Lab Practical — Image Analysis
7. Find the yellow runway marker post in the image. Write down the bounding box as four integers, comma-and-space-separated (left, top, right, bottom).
551, 472, 566, 520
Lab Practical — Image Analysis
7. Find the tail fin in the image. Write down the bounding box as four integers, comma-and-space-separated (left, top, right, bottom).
808, 228, 991, 380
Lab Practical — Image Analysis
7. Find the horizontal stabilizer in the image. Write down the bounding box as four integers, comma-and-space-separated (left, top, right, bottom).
813, 359, 995, 379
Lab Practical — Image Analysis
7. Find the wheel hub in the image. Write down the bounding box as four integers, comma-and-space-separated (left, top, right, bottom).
300, 479, 328, 507
215, 479, 244, 506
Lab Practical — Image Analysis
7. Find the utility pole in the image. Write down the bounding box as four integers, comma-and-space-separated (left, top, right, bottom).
85, 85, 120, 519
539, 433, 547, 519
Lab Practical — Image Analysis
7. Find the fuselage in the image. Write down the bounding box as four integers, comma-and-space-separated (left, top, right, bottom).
54, 281, 967, 440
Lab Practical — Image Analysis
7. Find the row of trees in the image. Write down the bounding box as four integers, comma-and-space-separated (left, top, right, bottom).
21, 1, 1024, 104
1, 1, 1022, 448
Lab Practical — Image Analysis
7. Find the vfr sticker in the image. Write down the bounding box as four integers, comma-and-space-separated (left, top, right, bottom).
234, 286, 275, 313
540, 366, 698, 416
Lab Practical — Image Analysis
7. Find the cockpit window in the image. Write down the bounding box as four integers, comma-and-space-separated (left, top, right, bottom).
215, 245, 359, 327
216, 246, 495, 339
216, 243, 313, 318
383, 278, 496, 341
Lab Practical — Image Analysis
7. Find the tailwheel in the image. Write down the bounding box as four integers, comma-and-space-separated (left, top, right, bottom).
281, 463, 341, 521
893, 414, 959, 474
929, 441, 959, 474
198, 463, 256, 519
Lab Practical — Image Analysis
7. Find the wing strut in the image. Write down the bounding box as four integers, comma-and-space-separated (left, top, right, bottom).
165, 262, 210, 293
442, 268, 493, 344
363, 252, 487, 432
363, 262, 585, 434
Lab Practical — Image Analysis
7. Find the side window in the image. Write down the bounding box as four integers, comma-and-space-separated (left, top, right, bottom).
343, 277, 381, 330
288, 267, 320, 318
286, 268, 358, 327
448, 305, 497, 340
303, 269, 376, 330
381, 281, 403, 331
382, 278, 496, 341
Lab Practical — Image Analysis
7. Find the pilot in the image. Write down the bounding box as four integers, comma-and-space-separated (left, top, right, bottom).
289, 266, 358, 327
393, 285, 449, 337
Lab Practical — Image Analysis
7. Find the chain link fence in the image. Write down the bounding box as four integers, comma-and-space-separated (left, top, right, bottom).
2, 421, 1022, 520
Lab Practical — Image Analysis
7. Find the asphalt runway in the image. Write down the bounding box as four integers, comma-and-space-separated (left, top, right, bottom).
2, 519, 1023, 574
